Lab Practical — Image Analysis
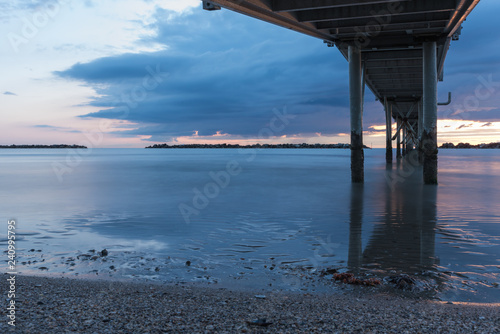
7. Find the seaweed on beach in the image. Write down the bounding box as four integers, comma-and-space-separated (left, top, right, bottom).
333, 273, 381, 287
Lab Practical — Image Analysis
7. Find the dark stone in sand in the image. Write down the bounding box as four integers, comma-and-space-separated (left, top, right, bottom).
320, 268, 338, 276
100, 249, 108, 257
387, 274, 418, 291
246, 318, 272, 327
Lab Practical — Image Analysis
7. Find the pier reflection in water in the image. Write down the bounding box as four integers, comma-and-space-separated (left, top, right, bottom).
348, 153, 438, 276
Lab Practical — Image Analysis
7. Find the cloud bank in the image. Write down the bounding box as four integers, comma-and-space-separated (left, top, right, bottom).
55, 3, 500, 144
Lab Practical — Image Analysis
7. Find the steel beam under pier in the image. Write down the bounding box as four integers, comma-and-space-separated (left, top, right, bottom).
349, 45, 364, 183
422, 41, 438, 185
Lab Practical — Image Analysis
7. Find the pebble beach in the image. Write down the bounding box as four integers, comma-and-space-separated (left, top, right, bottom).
1, 274, 498, 333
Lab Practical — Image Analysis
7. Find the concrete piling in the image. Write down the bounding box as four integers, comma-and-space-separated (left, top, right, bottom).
422, 41, 438, 184
349, 45, 364, 183
385, 100, 393, 164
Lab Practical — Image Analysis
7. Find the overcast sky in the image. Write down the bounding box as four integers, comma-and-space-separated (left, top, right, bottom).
1, 0, 499, 148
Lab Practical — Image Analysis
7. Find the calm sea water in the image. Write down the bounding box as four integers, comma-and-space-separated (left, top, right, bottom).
1, 148, 499, 302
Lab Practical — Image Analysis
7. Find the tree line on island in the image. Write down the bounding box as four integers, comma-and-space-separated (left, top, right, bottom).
146, 143, 361, 149
440, 142, 500, 149
147, 142, 500, 149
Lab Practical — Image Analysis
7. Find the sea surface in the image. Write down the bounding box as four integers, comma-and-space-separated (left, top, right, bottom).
1, 148, 499, 302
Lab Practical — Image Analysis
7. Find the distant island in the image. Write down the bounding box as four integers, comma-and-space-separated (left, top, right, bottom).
0, 144, 87, 149
440, 142, 500, 149
145, 143, 368, 149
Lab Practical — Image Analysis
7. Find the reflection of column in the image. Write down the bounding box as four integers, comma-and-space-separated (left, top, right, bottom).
348, 183, 364, 272
362, 170, 438, 273
421, 184, 437, 267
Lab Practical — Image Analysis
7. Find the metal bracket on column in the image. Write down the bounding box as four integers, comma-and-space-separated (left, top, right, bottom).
438, 92, 452, 105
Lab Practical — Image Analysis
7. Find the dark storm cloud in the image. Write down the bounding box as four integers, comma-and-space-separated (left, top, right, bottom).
449, 108, 500, 123
55, 2, 500, 142
54, 7, 372, 141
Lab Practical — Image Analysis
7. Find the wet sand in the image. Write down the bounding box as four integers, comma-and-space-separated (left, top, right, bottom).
1, 274, 498, 333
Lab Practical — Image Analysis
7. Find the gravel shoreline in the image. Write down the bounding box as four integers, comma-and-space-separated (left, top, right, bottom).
1, 274, 498, 333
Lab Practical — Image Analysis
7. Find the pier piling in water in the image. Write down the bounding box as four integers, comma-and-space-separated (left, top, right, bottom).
423, 41, 438, 184
349, 45, 364, 183
385, 99, 393, 164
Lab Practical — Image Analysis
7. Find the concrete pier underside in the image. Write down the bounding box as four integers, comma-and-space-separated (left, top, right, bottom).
203, 0, 480, 184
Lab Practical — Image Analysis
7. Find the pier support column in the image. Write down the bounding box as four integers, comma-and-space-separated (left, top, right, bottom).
385, 100, 393, 163
418, 100, 424, 163
396, 118, 402, 159
423, 41, 438, 184
402, 125, 407, 156
349, 45, 364, 183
